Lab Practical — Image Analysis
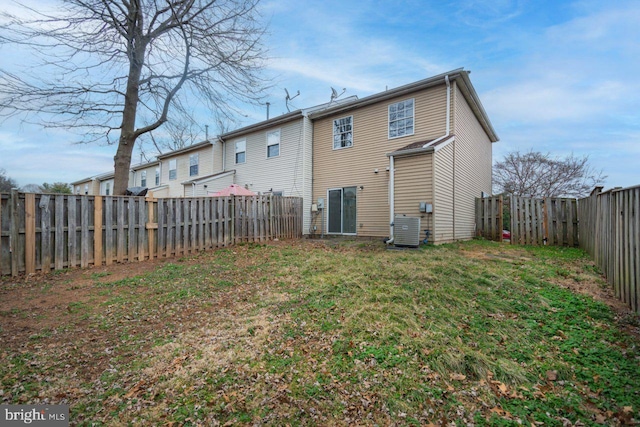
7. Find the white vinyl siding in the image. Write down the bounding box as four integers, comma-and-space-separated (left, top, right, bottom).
267, 129, 280, 158
333, 116, 353, 149
388, 98, 414, 139
235, 139, 246, 164
224, 118, 313, 233
160, 142, 219, 197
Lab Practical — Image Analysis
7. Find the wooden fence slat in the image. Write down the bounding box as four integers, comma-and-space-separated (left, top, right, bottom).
41, 195, 52, 272
94, 196, 103, 267
80, 195, 90, 268
127, 197, 136, 262
105, 197, 114, 266
55, 196, 65, 270
117, 197, 125, 263
68, 195, 78, 268
24, 193, 36, 275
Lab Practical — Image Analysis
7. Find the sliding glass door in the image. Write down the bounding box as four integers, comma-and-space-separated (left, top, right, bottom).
327, 187, 357, 234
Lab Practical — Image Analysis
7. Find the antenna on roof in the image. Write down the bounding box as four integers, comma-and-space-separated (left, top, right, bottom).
330, 87, 346, 104
284, 88, 300, 112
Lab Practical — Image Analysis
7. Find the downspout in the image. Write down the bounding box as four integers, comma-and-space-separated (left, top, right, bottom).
221, 139, 226, 172
385, 155, 395, 244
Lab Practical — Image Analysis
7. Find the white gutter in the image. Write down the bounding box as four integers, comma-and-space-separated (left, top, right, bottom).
386, 74, 452, 245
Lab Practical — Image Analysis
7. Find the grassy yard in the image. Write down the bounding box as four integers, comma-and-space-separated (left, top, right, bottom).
0, 239, 638, 426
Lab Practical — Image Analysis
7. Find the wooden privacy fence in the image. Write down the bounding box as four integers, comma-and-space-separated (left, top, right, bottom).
579, 186, 639, 312
0, 192, 302, 276
475, 196, 578, 246
475, 196, 503, 241
510, 197, 578, 247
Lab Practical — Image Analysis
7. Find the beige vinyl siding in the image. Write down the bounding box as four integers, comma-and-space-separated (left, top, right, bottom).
394, 152, 434, 232
160, 143, 215, 197
73, 179, 100, 195
452, 83, 493, 239
224, 118, 313, 233
433, 142, 454, 243
313, 85, 448, 236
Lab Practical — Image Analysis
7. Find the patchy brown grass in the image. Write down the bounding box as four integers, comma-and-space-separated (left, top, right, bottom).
1, 239, 638, 426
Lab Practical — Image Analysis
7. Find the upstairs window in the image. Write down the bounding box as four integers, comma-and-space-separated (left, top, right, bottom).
141, 170, 147, 187
333, 116, 353, 149
388, 99, 414, 139
189, 153, 199, 176
235, 139, 246, 164
155, 167, 160, 185
105, 182, 110, 196
267, 129, 280, 158
169, 159, 177, 180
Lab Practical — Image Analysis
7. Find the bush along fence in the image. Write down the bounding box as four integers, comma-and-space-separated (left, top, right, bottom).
0, 191, 303, 276
579, 186, 639, 312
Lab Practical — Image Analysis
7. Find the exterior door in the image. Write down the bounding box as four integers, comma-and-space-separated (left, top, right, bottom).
327, 187, 357, 234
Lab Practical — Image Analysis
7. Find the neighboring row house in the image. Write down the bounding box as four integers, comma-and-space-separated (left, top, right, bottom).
70, 68, 498, 243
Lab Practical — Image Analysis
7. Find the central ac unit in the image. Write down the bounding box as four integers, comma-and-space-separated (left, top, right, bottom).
394, 215, 421, 247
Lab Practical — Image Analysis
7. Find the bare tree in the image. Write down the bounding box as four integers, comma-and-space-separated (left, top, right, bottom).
0, 168, 19, 192
0, 0, 268, 194
493, 150, 606, 198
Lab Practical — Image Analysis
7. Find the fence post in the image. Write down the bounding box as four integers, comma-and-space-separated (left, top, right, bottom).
146, 196, 157, 260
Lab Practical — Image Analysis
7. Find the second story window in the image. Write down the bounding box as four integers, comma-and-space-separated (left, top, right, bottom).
141, 170, 147, 187
333, 116, 353, 149
267, 129, 280, 158
155, 167, 160, 185
235, 139, 246, 164
388, 99, 414, 139
189, 153, 199, 176
105, 182, 110, 195
169, 159, 177, 180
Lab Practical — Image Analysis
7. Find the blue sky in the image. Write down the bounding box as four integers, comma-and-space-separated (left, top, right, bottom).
1, 0, 638, 189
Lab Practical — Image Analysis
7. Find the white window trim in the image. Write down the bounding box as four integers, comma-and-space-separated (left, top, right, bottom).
266, 129, 281, 159
235, 138, 246, 164
189, 153, 199, 177
388, 98, 415, 140
332, 115, 354, 150
169, 159, 177, 180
